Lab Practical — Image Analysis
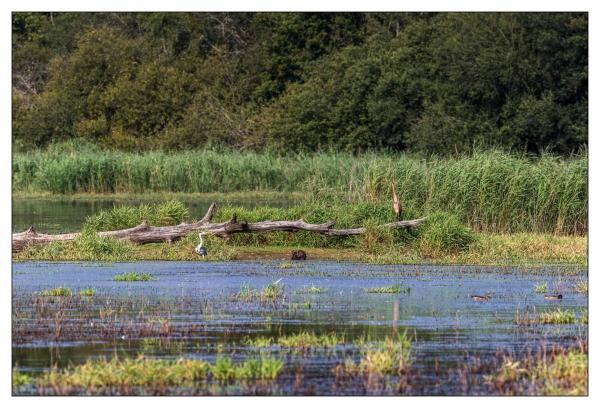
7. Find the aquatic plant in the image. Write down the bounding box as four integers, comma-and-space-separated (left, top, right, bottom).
484, 348, 587, 396
539, 308, 577, 324
35, 354, 285, 393
39, 287, 72, 297
535, 282, 548, 294
364, 284, 411, 294
233, 280, 284, 302
574, 280, 588, 295
39, 357, 210, 389
340, 332, 413, 376
234, 283, 260, 301
279, 261, 294, 269
296, 285, 327, 294
113, 272, 153, 282
210, 355, 285, 382
211, 356, 236, 381
79, 288, 96, 296
246, 332, 345, 350
261, 279, 285, 300
12, 370, 32, 389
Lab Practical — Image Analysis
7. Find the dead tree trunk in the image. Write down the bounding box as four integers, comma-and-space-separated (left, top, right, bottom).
12, 203, 426, 252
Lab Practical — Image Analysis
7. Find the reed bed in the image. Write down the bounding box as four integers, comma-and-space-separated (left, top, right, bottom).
13, 146, 587, 234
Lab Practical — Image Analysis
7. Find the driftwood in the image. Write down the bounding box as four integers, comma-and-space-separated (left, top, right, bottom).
12, 202, 426, 252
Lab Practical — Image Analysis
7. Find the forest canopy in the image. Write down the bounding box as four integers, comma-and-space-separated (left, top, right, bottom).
12, 12, 588, 155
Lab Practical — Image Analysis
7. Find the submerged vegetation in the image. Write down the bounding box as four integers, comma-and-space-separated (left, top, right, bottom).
14, 148, 586, 235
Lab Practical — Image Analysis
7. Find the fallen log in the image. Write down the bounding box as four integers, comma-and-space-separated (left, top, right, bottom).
12, 202, 426, 252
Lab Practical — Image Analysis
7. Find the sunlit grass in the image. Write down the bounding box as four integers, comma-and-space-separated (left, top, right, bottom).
78, 288, 96, 296
539, 308, 577, 324
488, 349, 587, 396
339, 332, 413, 376
35, 355, 285, 391
12, 370, 32, 389
245, 332, 346, 349
535, 282, 548, 294
39, 287, 72, 297
574, 280, 588, 295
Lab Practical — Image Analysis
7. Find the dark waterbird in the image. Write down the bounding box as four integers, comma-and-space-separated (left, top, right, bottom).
544, 294, 563, 300
291, 250, 307, 260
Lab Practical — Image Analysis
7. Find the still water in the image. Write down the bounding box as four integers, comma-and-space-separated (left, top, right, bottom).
12, 197, 295, 234
12, 261, 588, 395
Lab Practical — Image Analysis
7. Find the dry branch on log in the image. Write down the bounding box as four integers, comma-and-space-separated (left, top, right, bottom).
12, 202, 426, 252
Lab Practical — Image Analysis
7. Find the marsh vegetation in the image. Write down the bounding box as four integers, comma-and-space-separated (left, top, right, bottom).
12, 261, 588, 396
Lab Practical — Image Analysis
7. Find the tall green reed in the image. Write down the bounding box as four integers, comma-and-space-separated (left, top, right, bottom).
13, 144, 587, 234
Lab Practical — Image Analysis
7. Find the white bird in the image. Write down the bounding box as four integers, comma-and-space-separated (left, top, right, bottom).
195, 233, 207, 257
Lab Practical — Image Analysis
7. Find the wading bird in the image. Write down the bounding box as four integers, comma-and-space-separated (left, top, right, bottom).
195, 232, 207, 257
392, 182, 402, 221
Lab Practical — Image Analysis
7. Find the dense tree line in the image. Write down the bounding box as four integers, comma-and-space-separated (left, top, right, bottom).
12, 12, 587, 154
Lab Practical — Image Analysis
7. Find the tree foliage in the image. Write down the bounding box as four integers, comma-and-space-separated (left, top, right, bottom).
12, 12, 587, 155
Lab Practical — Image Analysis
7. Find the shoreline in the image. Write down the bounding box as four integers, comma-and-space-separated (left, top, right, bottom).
13, 233, 588, 268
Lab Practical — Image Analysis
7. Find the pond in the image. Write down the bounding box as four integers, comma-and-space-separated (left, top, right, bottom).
12, 261, 588, 395
12, 197, 296, 234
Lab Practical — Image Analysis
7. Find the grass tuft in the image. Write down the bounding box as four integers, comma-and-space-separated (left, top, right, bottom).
365, 284, 411, 294
245, 332, 345, 349
574, 280, 588, 295
539, 308, 577, 324
340, 332, 413, 376
113, 272, 153, 282
39, 287, 72, 297
78, 288, 96, 296
535, 282, 548, 294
